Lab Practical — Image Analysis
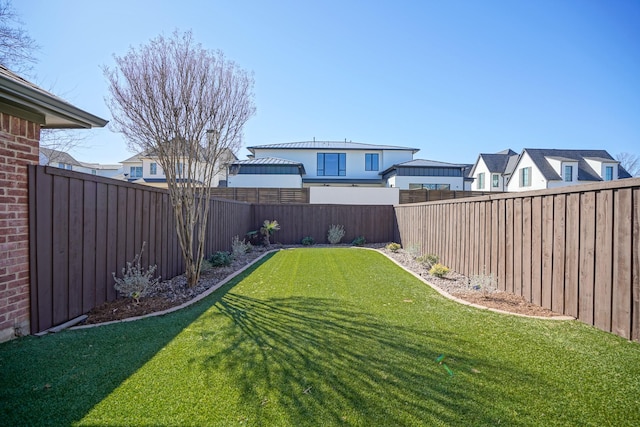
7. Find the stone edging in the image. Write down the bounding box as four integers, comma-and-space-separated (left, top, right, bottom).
71, 250, 279, 330
73, 246, 573, 330
368, 247, 575, 321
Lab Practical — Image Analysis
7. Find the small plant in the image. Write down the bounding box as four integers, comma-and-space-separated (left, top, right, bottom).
301, 236, 315, 246
470, 271, 496, 298
327, 224, 345, 244
209, 251, 233, 267
386, 242, 401, 252
231, 235, 252, 257
112, 242, 160, 303
260, 220, 280, 246
405, 244, 421, 258
416, 253, 439, 269
429, 263, 450, 278
245, 230, 262, 246
351, 236, 366, 246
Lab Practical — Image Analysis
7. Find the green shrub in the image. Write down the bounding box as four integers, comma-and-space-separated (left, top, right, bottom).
301, 236, 315, 246
231, 235, 252, 257
351, 236, 366, 246
386, 242, 401, 252
112, 242, 160, 303
327, 224, 345, 244
416, 253, 439, 269
209, 251, 233, 267
429, 263, 450, 278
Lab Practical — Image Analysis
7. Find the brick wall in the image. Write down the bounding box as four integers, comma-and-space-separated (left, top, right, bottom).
0, 112, 40, 341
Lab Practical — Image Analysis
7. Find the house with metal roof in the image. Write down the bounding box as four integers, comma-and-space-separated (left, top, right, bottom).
505, 148, 631, 192
228, 140, 443, 188
381, 159, 473, 191
469, 149, 519, 192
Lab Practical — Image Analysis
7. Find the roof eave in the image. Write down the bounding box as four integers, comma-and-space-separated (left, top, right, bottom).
0, 74, 108, 129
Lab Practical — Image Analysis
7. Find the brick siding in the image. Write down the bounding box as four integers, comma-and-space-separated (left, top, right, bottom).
0, 112, 40, 341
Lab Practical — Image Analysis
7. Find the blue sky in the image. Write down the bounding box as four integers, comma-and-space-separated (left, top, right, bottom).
14, 0, 640, 165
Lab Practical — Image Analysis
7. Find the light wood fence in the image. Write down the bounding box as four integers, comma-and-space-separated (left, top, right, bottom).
395, 178, 640, 341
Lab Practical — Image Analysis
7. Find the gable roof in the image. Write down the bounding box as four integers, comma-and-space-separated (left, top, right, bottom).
39, 147, 82, 166
469, 148, 519, 178
511, 148, 632, 183
0, 65, 108, 129
233, 157, 303, 166
247, 141, 420, 154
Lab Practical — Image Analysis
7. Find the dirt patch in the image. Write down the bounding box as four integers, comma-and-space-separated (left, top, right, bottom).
85, 244, 562, 325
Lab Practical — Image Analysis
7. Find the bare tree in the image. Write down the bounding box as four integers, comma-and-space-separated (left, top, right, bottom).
616, 152, 640, 177
104, 30, 255, 287
0, 0, 37, 73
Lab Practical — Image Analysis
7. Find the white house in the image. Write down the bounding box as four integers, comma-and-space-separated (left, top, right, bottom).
381, 159, 472, 191
228, 140, 419, 188
39, 147, 122, 177
120, 148, 237, 188
505, 149, 631, 192
469, 149, 518, 192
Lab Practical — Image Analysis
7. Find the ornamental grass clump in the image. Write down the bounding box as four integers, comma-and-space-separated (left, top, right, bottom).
416, 253, 439, 269
112, 242, 160, 303
327, 224, 345, 244
351, 236, 366, 246
231, 235, 252, 258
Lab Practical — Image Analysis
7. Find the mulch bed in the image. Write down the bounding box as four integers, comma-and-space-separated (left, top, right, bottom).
85, 244, 562, 325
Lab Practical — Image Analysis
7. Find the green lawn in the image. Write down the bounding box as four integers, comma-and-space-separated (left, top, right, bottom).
1, 248, 639, 426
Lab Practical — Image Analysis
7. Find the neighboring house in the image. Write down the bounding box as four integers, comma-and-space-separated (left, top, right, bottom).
381, 159, 472, 191
39, 147, 122, 177
120, 148, 237, 188
505, 149, 631, 192
469, 149, 518, 192
228, 140, 437, 188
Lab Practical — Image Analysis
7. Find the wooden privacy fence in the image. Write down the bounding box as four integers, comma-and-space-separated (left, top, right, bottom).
394, 178, 640, 341
210, 187, 310, 204
28, 166, 253, 334
398, 189, 499, 204
252, 204, 395, 244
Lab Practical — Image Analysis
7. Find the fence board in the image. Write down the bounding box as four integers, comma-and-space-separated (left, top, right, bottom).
552, 194, 566, 314
513, 198, 523, 296
578, 192, 596, 324
633, 188, 640, 342
68, 178, 84, 320
612, 189, 632, 339
497, 199, 506, 290
94, 183, 108, 307
522, 197, 532, 302
505, 199, 514, 293
565, 193, 580, 318
81, 180, 96, 315
594, 190, 613, 332
531, 197, 543, 306
541, 196, 554, 310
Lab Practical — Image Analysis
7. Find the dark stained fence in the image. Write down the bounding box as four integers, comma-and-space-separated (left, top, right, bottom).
210, 187, 310, 204
398, 190, 499, 204
394, 178, 640, 341
28, 166, 252, 333
252, 204, 395, 244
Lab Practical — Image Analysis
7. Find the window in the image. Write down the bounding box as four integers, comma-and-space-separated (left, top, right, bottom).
58, 162, 72, 170
564, 165, 573, 182
317, 153, 346, 176
492, 174, 499, 188
409, 183, 451, 190
130, 166, 142, 178
365, 153, 379, 171
150, 162, 157, 175
176, 163, 184, 176
605, 166, 613, 181
91, 169, 97, 175
477, 173, 485, 189
520, 167, 531, 187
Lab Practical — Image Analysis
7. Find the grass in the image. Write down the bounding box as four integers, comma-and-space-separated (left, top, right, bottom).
1, 248, 639, 426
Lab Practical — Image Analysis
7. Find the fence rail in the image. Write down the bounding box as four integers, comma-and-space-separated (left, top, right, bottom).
28, 166, 253, 333
394, 178, 640, 341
